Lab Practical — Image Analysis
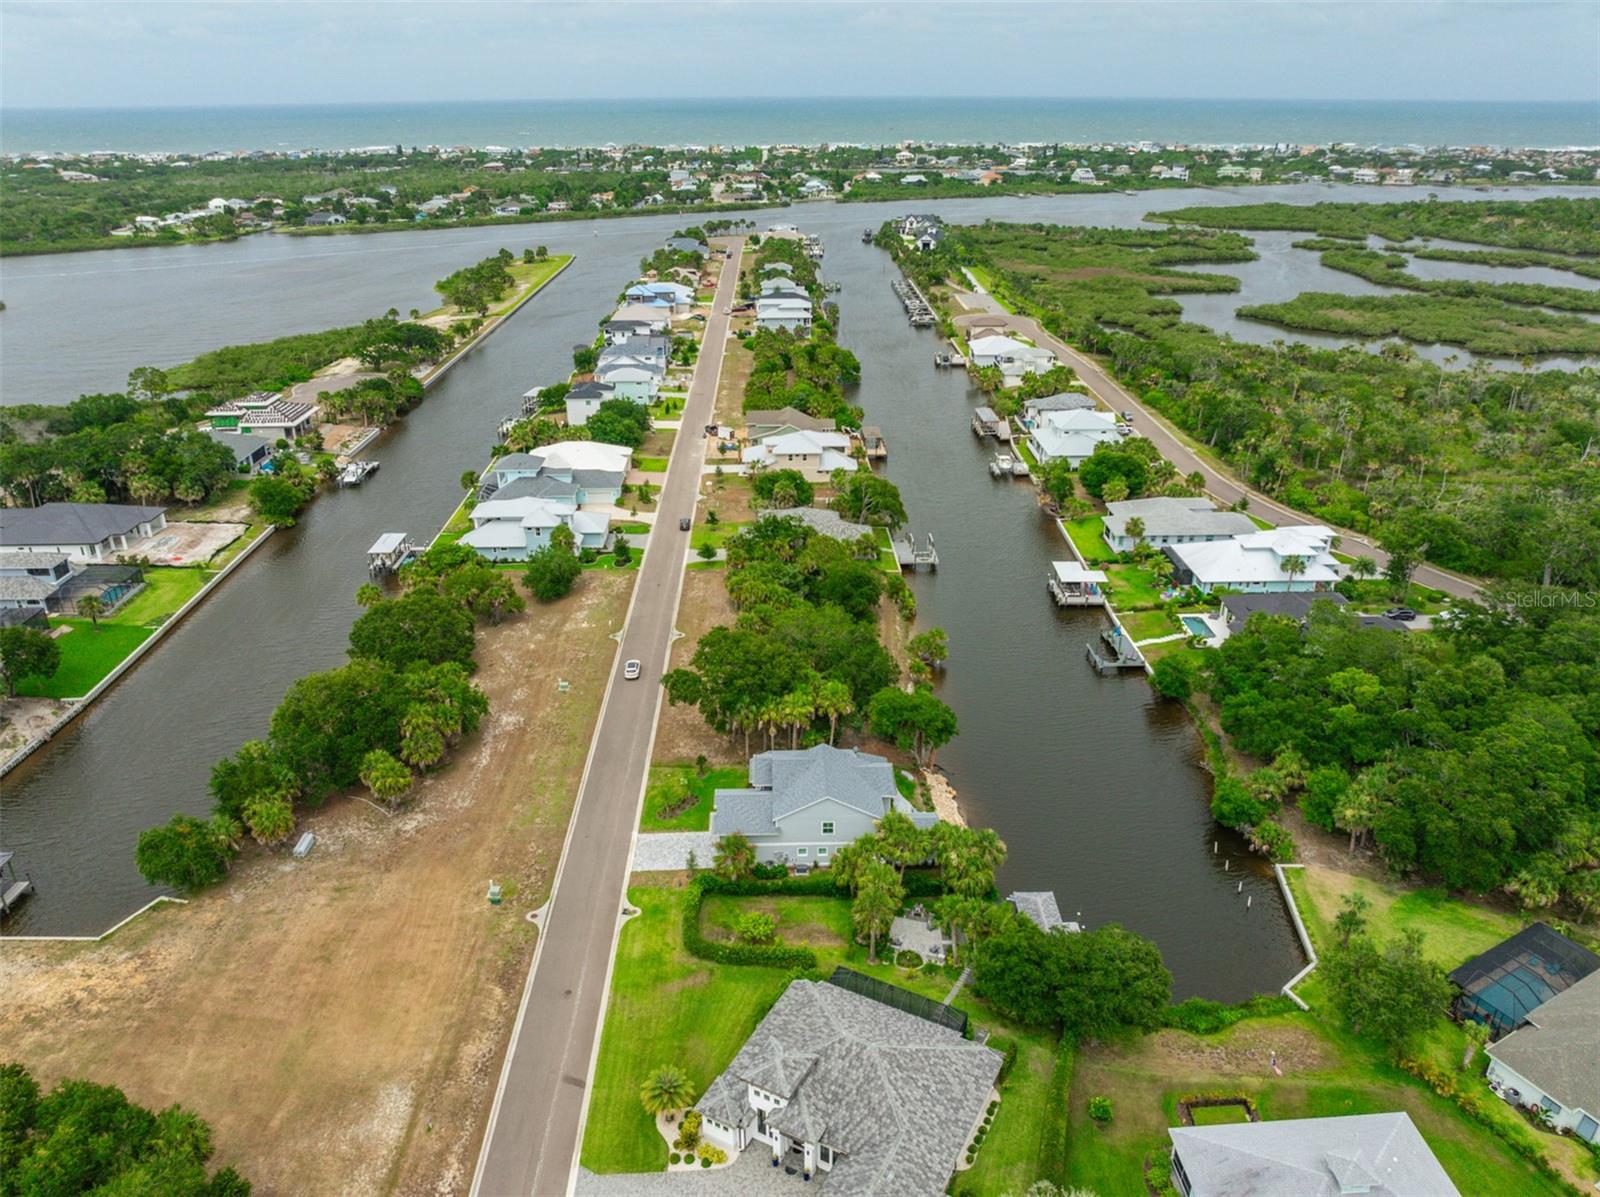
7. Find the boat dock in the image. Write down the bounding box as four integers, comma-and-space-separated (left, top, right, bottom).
934, 350, 967, 368
338, 460, 379, 487
367, 532, 417, 576
892, 531, 939, 571
1048, 561, 1108, 607
859, 424, 888, 461
1086, 625, 1145, 673
890, 278, 935, 327
0, 851, 35, 918
971, 407, 1012, 441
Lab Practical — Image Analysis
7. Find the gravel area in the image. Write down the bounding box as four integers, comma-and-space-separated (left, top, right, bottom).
632, 831, 717, 872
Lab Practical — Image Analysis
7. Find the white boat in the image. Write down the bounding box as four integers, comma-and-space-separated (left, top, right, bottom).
990, 453, 1016, 477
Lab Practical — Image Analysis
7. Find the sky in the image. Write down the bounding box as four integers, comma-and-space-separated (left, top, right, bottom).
2, 0, 1596, 110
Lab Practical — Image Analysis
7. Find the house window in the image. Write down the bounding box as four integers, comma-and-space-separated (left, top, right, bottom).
1541, 1095, 1564, 1117
817, 846, 828, 857
821, 821, 834, 836
796, 847, 808, 857
819, 1145, 833, 1166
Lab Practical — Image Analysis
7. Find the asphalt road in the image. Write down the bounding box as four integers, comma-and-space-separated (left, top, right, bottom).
952, 287, 1483, 600
471, 239, 744, 1197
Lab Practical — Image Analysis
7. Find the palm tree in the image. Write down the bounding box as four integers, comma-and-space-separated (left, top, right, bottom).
1351, 556, 1377, 582
1280, 555, 1308, 587
359, 748, 413, 809
814, 680, 853, 745
874, 810, 927, 880
76, 594, 106, 628
713, 832, 755, 881
778, 689, 813, 748
1124, 515, 1146, 546
639, 1065, 696, 1118
852, 859, 902, 964
355, 583, 385, 609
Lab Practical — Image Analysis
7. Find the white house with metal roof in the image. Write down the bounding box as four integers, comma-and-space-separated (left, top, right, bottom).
1169, 1112, 1460, 1197
1101, 497, 1260, 553
710, 745, 938, 867
696, 978, 1000, 1193
1027, 407, 1125, 468
1163, 525, 1343, 594
460, 496, 611, 560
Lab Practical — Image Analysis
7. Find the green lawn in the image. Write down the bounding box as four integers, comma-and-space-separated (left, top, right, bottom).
1117, 608, 1177, 642
112, 567, 211, 626
635, 456, 669, 473
1102, 562, 1165, 610
16, 622, 155, 699
1190, 1104, 1251, 1125
207, 521, 269, 569
14, 567, 218, 699
581, 887, 1062, 1188
640, 765, 747, 832
689, 520, 746, 553
1061, 516, 1116, 564
1063, 1013, 1572, 1197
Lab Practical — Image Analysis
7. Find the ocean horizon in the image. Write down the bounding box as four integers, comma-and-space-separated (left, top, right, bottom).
6, 96, 1598, 155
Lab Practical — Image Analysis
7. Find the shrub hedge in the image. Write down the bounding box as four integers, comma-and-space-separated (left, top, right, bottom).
1162, 994, 1299, 1034
988, 1035, 1019, 1086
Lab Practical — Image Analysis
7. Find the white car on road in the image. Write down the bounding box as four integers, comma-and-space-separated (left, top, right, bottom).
623, 659, 642, 680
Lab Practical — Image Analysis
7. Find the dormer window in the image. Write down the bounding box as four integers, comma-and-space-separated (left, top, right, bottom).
821, 821, 834, 836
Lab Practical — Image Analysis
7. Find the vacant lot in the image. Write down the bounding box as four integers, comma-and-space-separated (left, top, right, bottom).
1, 570, 633, 1197
651, 568, 739, 766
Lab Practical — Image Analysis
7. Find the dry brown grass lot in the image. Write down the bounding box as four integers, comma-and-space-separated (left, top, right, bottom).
0, 571, 634, 1197
712, 329, 754, 427
652, 568, 739, 767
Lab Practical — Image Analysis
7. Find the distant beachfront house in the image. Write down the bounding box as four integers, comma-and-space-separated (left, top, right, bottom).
965, 334, 1054, 378
742, 429, 856, 481
665, 236, 709, 257
303, 211, 347, 226
710, 744, 938, 866
205, 392, 319, 442
1017, 392, 1097, 432
1027, 408, 1125, 468
695, 978, 1000, 1190
1070, 167, 1098, 184
1163, 525, 1343, 594
0, 503, 168, 563
1100, 497, 1259, 553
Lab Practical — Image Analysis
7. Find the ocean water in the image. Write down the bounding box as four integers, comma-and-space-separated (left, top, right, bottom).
6, 97, 1598, 155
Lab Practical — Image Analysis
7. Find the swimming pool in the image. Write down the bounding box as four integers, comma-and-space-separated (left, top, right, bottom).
1180, 615, 1211, 638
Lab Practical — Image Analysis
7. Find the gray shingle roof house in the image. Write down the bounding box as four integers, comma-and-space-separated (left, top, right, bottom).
1005, 891, 1081, 933
711, 745, 937, 867
1168, 1112, 1460, 1196
1484, 971, 1600, 1143
0, 502, 167, 562
742, 407, 838, 439
759, 507, 872, 542
696, 979, 1001, 1194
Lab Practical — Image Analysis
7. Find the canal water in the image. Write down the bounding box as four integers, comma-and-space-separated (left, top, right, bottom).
3, 183, 1593, 989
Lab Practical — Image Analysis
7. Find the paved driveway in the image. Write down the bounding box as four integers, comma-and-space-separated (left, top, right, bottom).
471, 242, 746, 1197
577, 1147, 830, 1196
633, 831, 717, 872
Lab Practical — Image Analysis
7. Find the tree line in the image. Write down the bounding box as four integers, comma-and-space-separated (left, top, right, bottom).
135, 543, 512, 890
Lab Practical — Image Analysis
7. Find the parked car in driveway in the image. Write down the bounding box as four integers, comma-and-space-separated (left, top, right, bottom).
623, 659, 642, 680
1384, 607, 1418, 622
